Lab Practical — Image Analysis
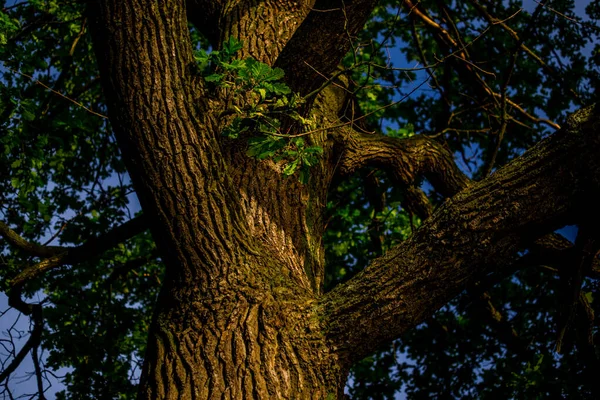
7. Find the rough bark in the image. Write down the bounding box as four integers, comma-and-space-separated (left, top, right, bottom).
86, 0, 600, 398
333, 127, 471, 197
186, 0, 315, 65
275, 0, 379, 94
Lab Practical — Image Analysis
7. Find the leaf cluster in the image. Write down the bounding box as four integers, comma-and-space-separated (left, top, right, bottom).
194, 38, 322, 183
0, 9, 19, 46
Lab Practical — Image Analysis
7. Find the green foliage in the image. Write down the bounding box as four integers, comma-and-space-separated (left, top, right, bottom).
194, 38, 321, 183
193, 36, 244, 74
386, 123, 415, 139
0, 10, 19, 46
507, 354, 545, 394
43, 231, 162, 399
324, 170, 418, 290
1, 1, 164, 397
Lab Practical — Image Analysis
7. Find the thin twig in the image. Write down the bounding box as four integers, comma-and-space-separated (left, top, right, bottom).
7, 67, 108, 119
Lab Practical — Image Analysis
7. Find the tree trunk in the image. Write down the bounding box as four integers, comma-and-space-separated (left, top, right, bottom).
88, 0, 348, 397
139, 268, 346, 398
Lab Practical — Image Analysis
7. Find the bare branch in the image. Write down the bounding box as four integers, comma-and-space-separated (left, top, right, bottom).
32, 344, 46, 400
0, 221, 65, 258
333, 127, 470, 198
523, 233, 600, 279
0, 305, 42, 384
556, 223, 600, 353
468, 0, 581, 102
7, 68, 108, 119
66, 215, 149, 264
403, 185, 433, 221
0, 214, 151, 385
403, 0, 561, 130
468, 290, 532, 355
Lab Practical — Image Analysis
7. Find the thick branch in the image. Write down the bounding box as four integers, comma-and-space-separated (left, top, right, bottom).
0, 221, 64, 257
321, 105, 600, 364
6, 215, 148, 290
334, 128, 471, 198
187, 0, 315, 65
275, 0, 378, 94
66, 215, 149, 264
526, 233, 600, 278
462, 232, 600, 298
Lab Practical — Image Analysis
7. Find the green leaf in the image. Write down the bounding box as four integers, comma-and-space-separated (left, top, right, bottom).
292, 137, 305, 148
266, 82, 291, 95
222, 36, 243, 57
193, 49, 211, 68
264, 67, 285, 82
247, 135, 285, 159
204, 73, 224, 83
304, 146, 323, 155
21, 106, 36, 121
256, 87, 267, 100
221, 117, 249, 138
220, 59, 245, 71
299, 168, 309, 184
274, 97, 288, 108
282, 159, 299, 176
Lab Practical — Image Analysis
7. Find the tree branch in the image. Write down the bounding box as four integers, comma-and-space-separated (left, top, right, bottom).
525, 233, 600, 278
0, 304, 43, 384
1, 215, 150, 384
468, 0, 581, 103
462, 232, 600, 300
187, 0, 316, 65
32, 341, 46, 400
0, 221, 65, 258
7, 215, 149, 290
1, 214, 151, 385
472, 290, 532, 356
67, 215, 149, 264
403, 0, 561, 130
275, 0, 379, 95
333, 127, 471, 198
321, 105, 600, 364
